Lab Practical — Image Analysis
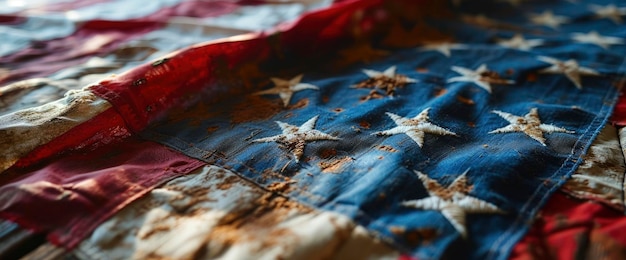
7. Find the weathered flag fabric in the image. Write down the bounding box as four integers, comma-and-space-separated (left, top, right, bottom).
1, 0, 626, 259
126, 0, 624, 258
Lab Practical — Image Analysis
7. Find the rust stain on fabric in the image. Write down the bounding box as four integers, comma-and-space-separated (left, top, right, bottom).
206, 126, 219, 134
267, 180, 295, 193
359, 120, 371, 129
319, 156, 353, 173
377, 145, 398, 152
288, 98, 309, 109
456, 95, 475, 105
433, 88, 447, 97
216, 176, 240, 190
319, 148, 337, 159
389, 226, 438, 246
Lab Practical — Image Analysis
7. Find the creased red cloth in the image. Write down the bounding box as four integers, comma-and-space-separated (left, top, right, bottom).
511, 192, 626, 259
0, 138, 204, 249
90, 0, 385, 132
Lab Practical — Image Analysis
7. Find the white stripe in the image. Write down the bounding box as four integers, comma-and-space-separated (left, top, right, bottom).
75, 165, 398, 260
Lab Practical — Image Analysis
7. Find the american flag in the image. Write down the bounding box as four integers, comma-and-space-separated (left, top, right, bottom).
1, 0, 625, 259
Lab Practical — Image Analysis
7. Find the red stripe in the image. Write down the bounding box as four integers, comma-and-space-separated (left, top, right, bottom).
510, 192, 626, 259
0, 15, 26, 25
3, 108, 131, 177
0, 137, 204, 249
90, 0, 385, 132
0, 1, 245, 86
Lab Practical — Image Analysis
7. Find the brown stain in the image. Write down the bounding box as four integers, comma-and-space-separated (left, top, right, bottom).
389, 226, 438, 246
416, 67, 429, 73
479, 70, 511, 85
359, 120, 371, 129
216, 176, 240, 190
389, 226, 405, 235
198, 192, 312, 257
433, 88, 447, 97
98, 231, 128, 249
580, 229, 626, 259
231, 95, 283, 124
404, 228, 439, 246
319, 148, 338, 159
267, 180, 295, 193
206, 126, 219, 134
288, 98, 309, 109
354, 74, 412, 96
377, 145, 398, 153
506, 68, 515, 75
320, 216, 354, 259
139, 224, 171, 240
527, 73, 538, 82
256, 193, 311, 212
360, 90, 385, 101
333, 108, 344, 113
164, 186, 216, 215
456, 95, 475, 105
260, 168, 285, 180
467, 122, 476, 127
425, 175, 473, 200
319, 156, 353, 173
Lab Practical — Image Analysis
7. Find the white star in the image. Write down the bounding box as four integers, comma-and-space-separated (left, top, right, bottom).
418, 42, 468, 57
497, 34, 544, 51
252, 115, 339, 162
373, 108, 457, 148
590, 4, 626, 24
402, 170, 504, 238
572, 31, 624, 50
537, 56, 600, 89
529, 11, 569, 29
254, 74, 318, 107
447, 64, 514, 93
489, 108, 574, 146
362, 66, 411, 81
355, 66, 417, 96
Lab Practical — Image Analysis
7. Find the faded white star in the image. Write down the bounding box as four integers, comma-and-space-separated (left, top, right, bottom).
590, 4, 626, 24
402, 170, 504, 238
538, 56, 600, 89
447, 64, 514, 93
572, 31, 624, 49
252, 115, 339, 162
373, 108, 457, 147
489, 108, 574, 146
354, 66, 417, 97
254, 74, 318, 107
529, 11, 569, 29
418, 42, 468, 57
497, 34, 544, 51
